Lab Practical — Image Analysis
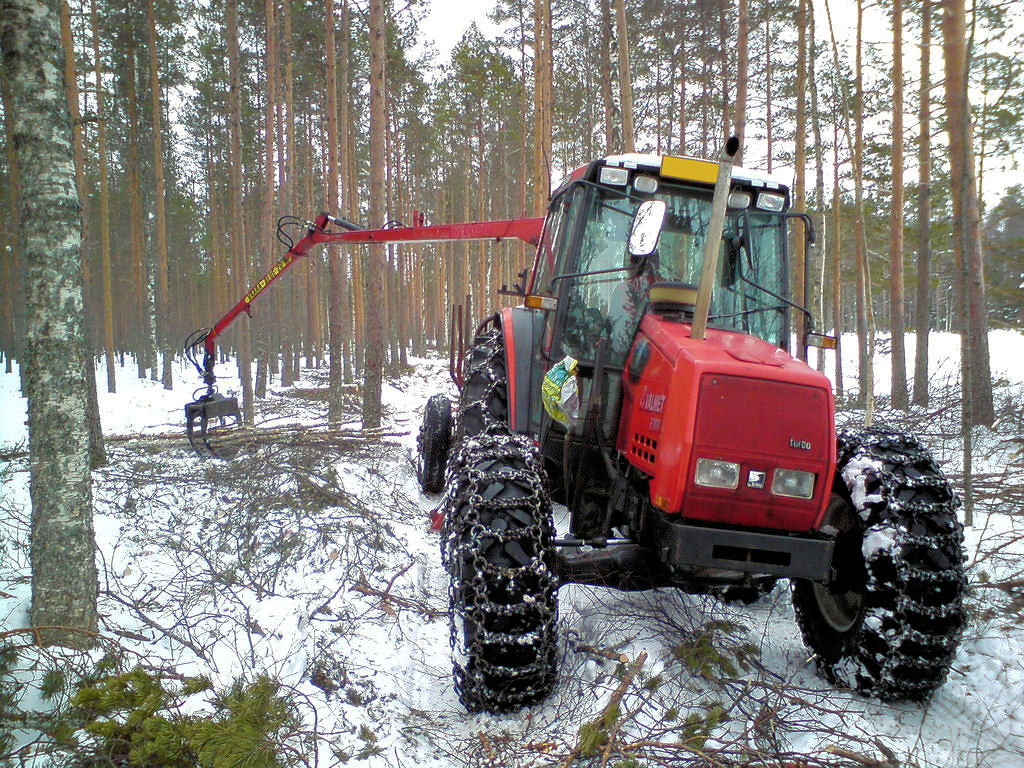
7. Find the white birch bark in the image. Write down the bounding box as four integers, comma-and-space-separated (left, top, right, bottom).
1, 0, 98, 647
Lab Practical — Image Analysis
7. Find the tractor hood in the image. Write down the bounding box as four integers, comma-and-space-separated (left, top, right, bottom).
617, 314, 836, 533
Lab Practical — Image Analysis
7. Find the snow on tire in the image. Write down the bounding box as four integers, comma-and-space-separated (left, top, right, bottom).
792, 428, 966, 701
440, 432, 559, 712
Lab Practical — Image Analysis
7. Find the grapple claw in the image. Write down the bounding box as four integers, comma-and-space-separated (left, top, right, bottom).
185, 393, 242, 460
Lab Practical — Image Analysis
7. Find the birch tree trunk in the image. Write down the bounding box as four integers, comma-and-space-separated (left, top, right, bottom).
1, 0, 98, 648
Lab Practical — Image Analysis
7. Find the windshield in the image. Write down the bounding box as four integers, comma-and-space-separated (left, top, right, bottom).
560, 181, 789, 364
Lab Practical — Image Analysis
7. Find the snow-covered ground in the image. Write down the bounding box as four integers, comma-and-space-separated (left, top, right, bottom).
2, 331, 1023, 767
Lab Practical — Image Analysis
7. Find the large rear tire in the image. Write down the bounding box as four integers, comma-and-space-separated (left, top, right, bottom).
792, 428, 966, 701
440, 433, 559, 712
416, 394, 452, 493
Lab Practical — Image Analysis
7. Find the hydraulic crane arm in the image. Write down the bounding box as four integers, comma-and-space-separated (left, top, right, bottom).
191, 212, 543, 384
184, 211, 543, 458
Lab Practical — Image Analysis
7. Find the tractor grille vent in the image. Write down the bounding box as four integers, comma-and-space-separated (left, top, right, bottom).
631, 432, 658, 467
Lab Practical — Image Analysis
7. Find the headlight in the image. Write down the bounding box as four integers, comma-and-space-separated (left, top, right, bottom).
600, 166, 629, 186
756, 191, 786, 212
695, 458, 740, 490
728, 191, 751, 208
633, 174, 659, 194
771, 469, 815, 499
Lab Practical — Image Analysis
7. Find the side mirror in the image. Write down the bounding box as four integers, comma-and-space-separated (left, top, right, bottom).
628, 200, 667, 259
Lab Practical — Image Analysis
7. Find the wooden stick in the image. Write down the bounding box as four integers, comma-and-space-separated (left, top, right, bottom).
690, 135, 741, 341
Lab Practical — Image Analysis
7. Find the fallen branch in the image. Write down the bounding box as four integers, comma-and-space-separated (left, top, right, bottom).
101, 589, 210, 661
577, 644, 629, 664
106, 423, 405, 453
349, 564, 439, 618
826, 744, 898, 767
558, 650, 647, 768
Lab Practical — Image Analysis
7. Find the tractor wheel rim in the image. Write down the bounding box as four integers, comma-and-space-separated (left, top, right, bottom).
811, 581, 863, 634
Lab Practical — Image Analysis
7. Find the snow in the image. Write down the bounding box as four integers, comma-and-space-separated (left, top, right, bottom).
2, 330, 1024, 767
862, 524, 898, 560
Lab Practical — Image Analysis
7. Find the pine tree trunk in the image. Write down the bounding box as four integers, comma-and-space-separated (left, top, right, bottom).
2, 0, 98, 648
809, 2, 827, 373
941, 0, 993, 427
339, 0, 353, 384
1, 69, 26, 384
280, 0, 296, 387
257, 0, 278, 401
614, 0, 634, 152
733, 0, 748, 164
362, 0, 387, 428
764, 5, 772, 173
718, 0, 730, 143
145, 0, 173, 391
793, 0, 808, 360
678, 38, 686, 153
831, 122, 843, 398
889, 0, 908, 409
325, 0, 344, 423
599, 0, 615, 153
853, 0, 874, 420
89, 0, 116, 394
531, 0, 551, 215
225, 0, 253, 422
62, 0, 105, 467
913, 0, 932, 407
119, 3, 149, 380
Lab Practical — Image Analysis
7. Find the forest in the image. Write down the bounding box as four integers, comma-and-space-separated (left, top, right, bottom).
2, 0, 1024, 766
0, 0, 1022, 413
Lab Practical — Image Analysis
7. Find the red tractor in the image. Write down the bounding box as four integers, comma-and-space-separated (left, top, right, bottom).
416, 142, 966, 712
183, 142, 965, 716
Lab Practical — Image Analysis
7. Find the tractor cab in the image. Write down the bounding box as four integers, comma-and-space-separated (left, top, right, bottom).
528, 153, 802, 375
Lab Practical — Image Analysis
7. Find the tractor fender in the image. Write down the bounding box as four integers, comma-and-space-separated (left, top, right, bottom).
500, 306, 544, 435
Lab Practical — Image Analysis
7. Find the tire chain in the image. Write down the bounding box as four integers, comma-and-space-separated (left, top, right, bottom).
834, 427, 966, 699
440, 432, 559, 711
455, 327, 509, 440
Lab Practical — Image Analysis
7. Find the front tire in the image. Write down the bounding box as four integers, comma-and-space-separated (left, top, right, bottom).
792, 428, 966, 701
416, 394, 452, 493
440, 433, 559, 712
